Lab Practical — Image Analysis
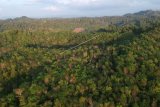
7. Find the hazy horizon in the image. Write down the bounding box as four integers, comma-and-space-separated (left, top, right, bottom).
0, 0, 160, 19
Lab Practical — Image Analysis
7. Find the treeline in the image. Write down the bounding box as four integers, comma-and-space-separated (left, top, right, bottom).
0, 10, 160, 32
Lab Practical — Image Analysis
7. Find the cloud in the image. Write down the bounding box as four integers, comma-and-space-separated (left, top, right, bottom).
55, 0, 132, 7
27, 0, 55, 4
43, 6, 61, 12
28, 0, 47, 3
52, 0, 146, 11
57, 0, 98, 5
29, 0, 41, 3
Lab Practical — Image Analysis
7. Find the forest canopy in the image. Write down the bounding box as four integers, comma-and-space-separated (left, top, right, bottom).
0, 10, 160, 107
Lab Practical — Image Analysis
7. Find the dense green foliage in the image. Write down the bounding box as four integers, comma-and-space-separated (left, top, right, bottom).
0, 10, 160, 106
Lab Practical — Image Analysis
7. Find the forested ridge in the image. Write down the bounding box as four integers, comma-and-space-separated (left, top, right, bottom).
0, 10, 160, 107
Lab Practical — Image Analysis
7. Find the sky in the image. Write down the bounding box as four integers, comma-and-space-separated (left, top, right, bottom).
0, 0, 159, 18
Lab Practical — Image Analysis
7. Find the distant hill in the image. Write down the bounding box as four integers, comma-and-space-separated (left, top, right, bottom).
124, 10, 160, 17
0, 10, 160, 32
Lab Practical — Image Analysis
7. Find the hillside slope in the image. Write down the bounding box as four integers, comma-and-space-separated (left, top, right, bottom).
0, 10, 160, 106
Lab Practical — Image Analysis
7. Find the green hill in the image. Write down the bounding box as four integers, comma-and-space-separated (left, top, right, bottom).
0, 10, 160, 107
